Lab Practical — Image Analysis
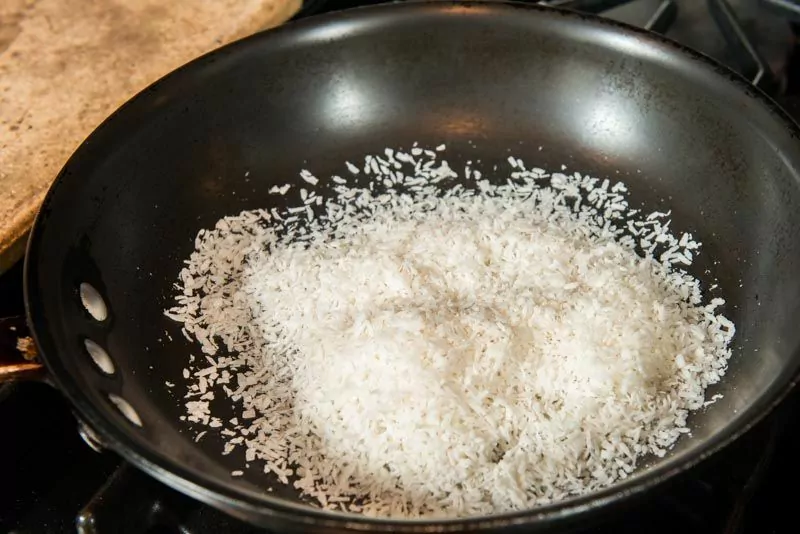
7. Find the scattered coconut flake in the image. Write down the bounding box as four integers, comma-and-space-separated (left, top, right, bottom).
269, 184, 292, 195
300, 170, 319, 185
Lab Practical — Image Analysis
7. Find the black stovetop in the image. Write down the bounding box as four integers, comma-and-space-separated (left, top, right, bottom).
4, 1, 800, 533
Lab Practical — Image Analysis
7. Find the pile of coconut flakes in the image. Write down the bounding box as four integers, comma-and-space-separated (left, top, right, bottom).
164, 144, 734, 518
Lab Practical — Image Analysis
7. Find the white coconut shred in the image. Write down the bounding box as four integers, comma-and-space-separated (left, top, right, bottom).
164, 145, 734, 518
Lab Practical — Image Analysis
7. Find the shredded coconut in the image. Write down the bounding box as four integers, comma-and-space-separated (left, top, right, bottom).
165, 145, 734, 518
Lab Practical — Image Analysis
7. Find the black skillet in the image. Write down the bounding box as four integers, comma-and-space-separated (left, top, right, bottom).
3, 1, 800, 531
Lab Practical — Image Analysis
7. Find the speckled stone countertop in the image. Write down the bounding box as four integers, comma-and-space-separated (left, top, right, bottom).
0, 0, 300, 273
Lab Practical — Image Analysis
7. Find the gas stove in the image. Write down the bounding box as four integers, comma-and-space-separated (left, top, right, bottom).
3, 1, 800, 533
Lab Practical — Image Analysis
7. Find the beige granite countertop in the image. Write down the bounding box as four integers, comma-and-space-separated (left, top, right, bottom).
0, 0, 300, 273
